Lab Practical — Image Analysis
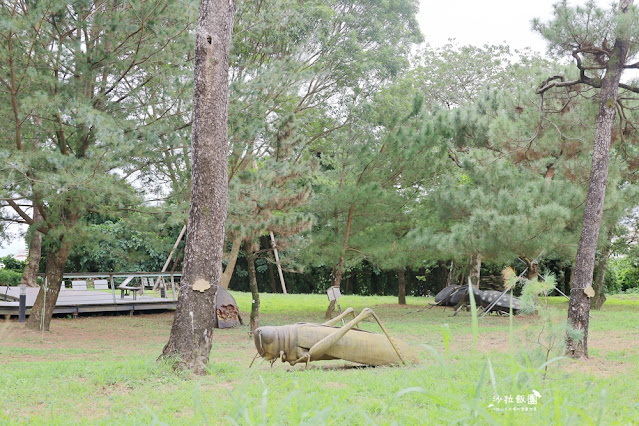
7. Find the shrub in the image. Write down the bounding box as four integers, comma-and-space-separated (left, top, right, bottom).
0, 269, 22, 286
606, 257, 639, 294
0, 255, 26, 273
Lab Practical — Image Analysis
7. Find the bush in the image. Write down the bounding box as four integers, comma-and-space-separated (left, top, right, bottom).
605, 257, 639, 294
0, 255, 26, 273
0, 269, 22, 286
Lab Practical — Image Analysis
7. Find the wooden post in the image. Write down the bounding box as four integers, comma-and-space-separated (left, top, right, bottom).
154, 225, 186, 290
18, 284, 26, 322
110, 274, 116, 304
269, 231, 287, 294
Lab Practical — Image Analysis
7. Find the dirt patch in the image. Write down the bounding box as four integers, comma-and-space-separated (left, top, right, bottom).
444, 327, 638, 377
101, 382, 132, 396
560, 356, 631, 378
0, 313, 176, 358
589, 330, 639, 354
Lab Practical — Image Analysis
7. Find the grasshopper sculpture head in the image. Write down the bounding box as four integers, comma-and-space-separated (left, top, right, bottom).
253, 325, 299, 363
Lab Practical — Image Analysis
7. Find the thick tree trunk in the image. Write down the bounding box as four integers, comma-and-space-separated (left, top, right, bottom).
160, 0, 235, 375
326, 203, 355, 318
468, 253, 482, 289
398, 268, 406, 305
591, 236, 613, 310
245, 239, 260, 331
220, 236, 242, 290
19, 208, 43, 288
566, 5, 631, 359
25, 236, 71, 331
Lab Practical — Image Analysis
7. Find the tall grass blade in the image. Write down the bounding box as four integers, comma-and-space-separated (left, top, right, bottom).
468, 278, 479, 349
440, 323, 451, 357
487, 358, 497, 395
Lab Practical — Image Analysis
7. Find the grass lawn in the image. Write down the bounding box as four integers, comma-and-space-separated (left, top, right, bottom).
1, 292, 638, 424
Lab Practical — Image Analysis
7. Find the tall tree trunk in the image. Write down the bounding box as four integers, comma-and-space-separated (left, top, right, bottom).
445, 260, 455, 287
566, 2, 631, 359
398, 268, 406, 305
19, 208, 43, 288
371, 268, 380, 295
468, 253, 482, 289
160, 0, 235, 375
221, 236, 242, 289
245, 239, 260, 331
325, 203, 355, 318
269, 231, 287, 294
267, 258, 278, 293
592, 234, 613, 310
25, 236, 71, 331
345, 275, 352, 294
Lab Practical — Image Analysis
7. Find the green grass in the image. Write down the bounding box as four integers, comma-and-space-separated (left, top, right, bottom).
1, 292, 638, 424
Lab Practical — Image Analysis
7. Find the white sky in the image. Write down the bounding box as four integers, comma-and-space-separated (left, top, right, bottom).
0, 0, 621, 257
418, 0, 614, 53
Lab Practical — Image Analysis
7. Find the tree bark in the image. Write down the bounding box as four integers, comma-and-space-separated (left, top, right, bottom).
398, 267, 406, 305
445, 260, 455, 287
371, 268, 380, 294
25, 236, 71, 331
566, 1, 631, 359
352, 270, 359, 294
591, 235, 613, 310
220, 236, 242, 290
160, 0, 235, 375
245, 239, 260, 331
269, 231, 287, 294
468, 253, 482, 289
326, 203, 355, 318
19, 208, 43, 288
267, 257, 278, 293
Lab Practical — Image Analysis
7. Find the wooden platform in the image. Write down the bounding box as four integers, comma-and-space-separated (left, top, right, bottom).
0, 286, 176, 316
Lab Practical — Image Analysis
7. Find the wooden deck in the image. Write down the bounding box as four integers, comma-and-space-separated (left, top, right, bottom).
0, 286, 176, 316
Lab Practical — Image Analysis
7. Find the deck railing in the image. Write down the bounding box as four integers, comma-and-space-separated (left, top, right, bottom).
38, 271, 183, 303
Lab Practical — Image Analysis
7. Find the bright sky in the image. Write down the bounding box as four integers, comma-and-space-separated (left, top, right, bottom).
418, 0, 614, 53
0, 223, 26, 257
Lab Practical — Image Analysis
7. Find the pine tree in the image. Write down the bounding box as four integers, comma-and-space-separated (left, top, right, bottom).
0, 0, 196, 330
534, 0, 639, 358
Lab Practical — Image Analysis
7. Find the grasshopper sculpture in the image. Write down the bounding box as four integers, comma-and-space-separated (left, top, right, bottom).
250, 307, 419, 368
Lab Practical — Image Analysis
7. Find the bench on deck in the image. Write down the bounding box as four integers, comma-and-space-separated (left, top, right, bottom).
71, 280, 87, 290
93, 279, 109, 290
117, 276, 140, 300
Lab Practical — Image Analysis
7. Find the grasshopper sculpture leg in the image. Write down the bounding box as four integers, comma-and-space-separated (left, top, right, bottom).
251, 307, 419, 368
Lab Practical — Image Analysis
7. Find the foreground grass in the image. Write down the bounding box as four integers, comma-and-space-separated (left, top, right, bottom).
1, 293, 638, 424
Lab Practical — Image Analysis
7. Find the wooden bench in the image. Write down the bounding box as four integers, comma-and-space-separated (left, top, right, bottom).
117, 276, 140, 300
71, 280, 87, 290
118, 286, 140, 300
94, 279, 109, 290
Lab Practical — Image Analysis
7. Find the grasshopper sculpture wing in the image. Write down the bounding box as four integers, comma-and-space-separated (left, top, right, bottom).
251, 307, 419, 368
